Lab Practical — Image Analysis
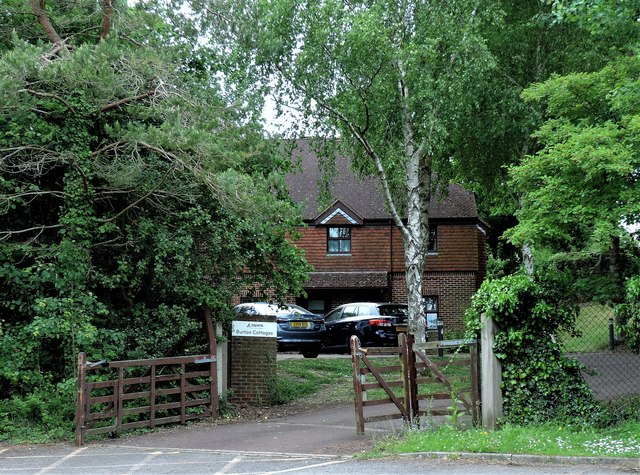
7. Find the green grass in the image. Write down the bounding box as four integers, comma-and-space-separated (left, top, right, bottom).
372, 421, 640, 458
278, 357, 640, 460
560, 303, 614, 353
272, 358, 355, 405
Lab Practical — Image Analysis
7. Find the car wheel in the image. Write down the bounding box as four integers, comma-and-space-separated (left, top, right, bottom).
302, 348, 319, 358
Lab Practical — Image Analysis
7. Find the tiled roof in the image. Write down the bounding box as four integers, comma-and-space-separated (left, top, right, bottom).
285, 139, 478, 221
306, 271, 389, 289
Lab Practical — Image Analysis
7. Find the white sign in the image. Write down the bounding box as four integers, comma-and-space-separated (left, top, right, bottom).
232, 320, 277, 338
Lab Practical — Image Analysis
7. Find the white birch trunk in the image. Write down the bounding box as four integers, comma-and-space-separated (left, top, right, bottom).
522, 242, 534, 276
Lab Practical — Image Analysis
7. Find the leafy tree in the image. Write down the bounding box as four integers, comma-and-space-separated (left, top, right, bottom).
449, 0, 607, 273
506, 0, 639, 292
0, 0, 309, 413
206, 0, 501, 341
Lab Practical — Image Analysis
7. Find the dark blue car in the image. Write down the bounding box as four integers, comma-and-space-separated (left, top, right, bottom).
233, 302, 325, 358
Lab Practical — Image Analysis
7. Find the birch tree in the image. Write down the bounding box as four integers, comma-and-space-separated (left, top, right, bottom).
229, 0, 499, 341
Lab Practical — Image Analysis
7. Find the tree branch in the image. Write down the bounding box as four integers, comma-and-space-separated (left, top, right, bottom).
0, 224, 63, 241
19, 89, 76, 114
274, 65, 407, 234
95, 91, 155, 114
29, 0, 63, 45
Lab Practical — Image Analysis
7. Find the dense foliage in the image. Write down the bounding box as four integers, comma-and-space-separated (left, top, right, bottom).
0, 0, 309, 440
466, 273, 602, 425
616, 276, 640, 353
504, 0, 640, 280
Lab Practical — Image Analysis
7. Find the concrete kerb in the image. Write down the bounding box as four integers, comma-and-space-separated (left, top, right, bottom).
396, 451, 640, 469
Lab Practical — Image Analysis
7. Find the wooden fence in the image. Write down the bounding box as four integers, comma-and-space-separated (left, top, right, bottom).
75, 352, 218, 445
351, 333, 479, 434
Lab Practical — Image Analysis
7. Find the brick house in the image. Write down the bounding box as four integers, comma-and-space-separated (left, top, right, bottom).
284, 139, 488, 330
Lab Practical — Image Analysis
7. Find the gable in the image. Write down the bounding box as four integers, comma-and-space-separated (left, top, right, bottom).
313, 201, 363, 226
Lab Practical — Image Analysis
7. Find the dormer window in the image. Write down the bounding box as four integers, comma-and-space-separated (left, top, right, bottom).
328, 227, 351, 254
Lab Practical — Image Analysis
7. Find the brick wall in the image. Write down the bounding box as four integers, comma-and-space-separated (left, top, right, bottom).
230, 313, 277, 405
298, 225, 392, 271
391, 271, 477, 330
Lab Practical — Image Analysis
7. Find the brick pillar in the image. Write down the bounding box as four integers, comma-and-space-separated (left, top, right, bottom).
230, 314, 277, 405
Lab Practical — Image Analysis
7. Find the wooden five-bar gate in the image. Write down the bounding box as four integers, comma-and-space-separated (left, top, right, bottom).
351, 333, 479, 434
75, 353, 218, 445
75, 305, 220, 445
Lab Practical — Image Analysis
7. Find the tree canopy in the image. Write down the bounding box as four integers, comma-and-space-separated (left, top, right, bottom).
218, 0, 500, 340
505, 0, 640, 291
0, 0, 309, 400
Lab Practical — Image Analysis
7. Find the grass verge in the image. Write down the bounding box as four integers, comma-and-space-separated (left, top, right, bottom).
371, 421, 640, 458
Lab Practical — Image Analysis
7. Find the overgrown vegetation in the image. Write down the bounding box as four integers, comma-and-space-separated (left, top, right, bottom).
0, 1, 309, 443
465, 272, 604, 425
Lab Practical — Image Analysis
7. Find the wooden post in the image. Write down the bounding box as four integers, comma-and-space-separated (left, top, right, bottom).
115, 367, 123, 434
150, 364, 156, 427
470, 343, 480, 427
350, 335, 365, 435
75, 352, 86, 446
180, 363, 186, 424
202, 305, 218, 417
400, 333, 417, 425
481, 313, 503, 430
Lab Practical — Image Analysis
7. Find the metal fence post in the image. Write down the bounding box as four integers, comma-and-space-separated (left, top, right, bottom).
609, 318, 615, 352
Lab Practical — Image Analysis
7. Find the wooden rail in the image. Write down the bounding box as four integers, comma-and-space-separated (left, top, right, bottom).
75, 352, 218, 445
351, 334, 479, 434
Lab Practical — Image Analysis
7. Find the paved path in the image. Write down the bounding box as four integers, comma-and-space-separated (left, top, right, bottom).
2, 405, 638, 474
102, 404, 398, 456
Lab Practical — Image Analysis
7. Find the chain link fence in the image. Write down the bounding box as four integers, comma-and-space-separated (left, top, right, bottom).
561, 303, 640, 402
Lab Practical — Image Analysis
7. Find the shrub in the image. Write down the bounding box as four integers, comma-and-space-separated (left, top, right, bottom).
465, 271, 603, 425
0, 379, 76, 443
615, 276, 640, 352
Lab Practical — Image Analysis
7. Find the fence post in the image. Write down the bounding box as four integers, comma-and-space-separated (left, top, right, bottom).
75, 352, 86, 446
400, 333, 417, 426
609, 318, 615, 352
350, 336, 365, 435
202, 304, 219, 416
470, 343, 480, 427
437, 319, 444, 357
481, 313, 503, 430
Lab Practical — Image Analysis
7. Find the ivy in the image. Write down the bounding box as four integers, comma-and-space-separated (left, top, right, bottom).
465, 272, 604, 425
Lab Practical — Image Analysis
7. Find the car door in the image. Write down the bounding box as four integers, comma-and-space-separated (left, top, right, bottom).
322, 306, 344, 350
332, 304, 361, 349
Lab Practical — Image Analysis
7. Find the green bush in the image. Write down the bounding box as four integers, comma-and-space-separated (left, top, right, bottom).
0, 379, 76, 443
465, 271, 603, 425
615, 276, 640, 352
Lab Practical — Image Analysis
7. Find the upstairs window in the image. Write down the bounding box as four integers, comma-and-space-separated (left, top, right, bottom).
328, 227, 351, 254
428, 226, 437, 252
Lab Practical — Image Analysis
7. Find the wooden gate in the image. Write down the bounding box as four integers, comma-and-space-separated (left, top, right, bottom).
75, 353, 218, 445
351, 333, 479, 434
